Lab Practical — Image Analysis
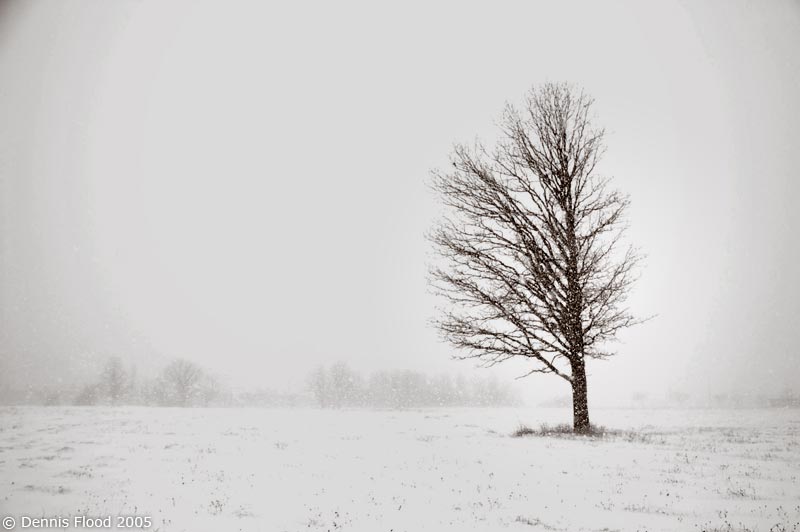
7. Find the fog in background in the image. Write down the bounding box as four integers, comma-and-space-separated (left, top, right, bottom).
1, 0, 798, 406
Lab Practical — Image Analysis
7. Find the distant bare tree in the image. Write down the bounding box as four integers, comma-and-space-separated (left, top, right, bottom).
308, 365, 329, 408
196, 374, 222, 406
328, 361, 360, 408
75, 383, 101, 406
430, 83, 640, 432
162, 359, 204, 407
101, 356, 129, 406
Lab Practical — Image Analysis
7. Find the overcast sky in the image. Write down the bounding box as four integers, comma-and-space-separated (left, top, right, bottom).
1, 0, 799, 403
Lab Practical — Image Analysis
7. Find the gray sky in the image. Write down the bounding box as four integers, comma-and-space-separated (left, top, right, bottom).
1, 0, 799, 403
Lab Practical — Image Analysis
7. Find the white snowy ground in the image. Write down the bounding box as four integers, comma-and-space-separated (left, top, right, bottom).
1, 407, 798, 532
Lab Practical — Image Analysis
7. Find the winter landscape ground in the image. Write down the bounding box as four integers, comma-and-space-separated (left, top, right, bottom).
1, 407, 799, 532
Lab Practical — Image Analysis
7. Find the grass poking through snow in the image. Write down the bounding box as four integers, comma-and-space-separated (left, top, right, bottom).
512, 423, 656, 443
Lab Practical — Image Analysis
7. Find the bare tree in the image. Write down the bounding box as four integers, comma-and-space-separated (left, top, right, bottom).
162, 359, 204, 407
429, 83, 640, 432
308, 365, 329, 408
328, 361, 360, 408
101, 356, 129, 406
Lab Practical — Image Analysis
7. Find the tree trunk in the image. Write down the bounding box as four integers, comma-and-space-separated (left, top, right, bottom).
570, 359, 590, 433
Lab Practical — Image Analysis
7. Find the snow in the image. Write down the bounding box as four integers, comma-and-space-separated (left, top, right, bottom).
1, 406, 798, 531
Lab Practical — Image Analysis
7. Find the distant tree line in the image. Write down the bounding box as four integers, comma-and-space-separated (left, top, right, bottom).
622, 389, 800, 409
0, 358, 519, 408
307, 362, 521, 408
74, 357, 225, 407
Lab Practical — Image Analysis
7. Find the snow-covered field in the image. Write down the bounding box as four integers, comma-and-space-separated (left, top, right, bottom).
1, 406, 798, 532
